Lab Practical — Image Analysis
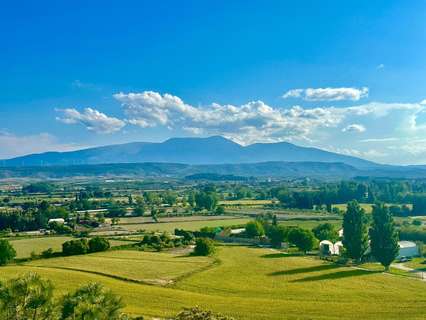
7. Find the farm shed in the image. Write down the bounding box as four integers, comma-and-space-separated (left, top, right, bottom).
397, 241, 419, 259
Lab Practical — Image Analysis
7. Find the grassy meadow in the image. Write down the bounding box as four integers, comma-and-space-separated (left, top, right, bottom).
1, 245, 426, 319
25, 250, 214, 285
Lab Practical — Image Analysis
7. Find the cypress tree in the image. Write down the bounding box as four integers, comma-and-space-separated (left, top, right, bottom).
370, 203, 399, 271
342, 200, 368, 263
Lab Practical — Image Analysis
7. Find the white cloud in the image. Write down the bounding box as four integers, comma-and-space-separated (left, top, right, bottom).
0, 132, 85, 159
56, 108, 125, 134
281, 89, 303, 99
114, 91, 345, 145
282, 87, 369, 101
342, 124, 366, 133
420, 99, 426, 105
114, 91, 426, 146
376, 64, 385, 70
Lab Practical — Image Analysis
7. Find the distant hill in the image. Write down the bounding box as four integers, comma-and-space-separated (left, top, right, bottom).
2, 136, 378, 169
1, 161, 426, 180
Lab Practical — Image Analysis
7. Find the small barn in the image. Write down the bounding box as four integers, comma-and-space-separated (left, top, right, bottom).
397, 241, 419, 259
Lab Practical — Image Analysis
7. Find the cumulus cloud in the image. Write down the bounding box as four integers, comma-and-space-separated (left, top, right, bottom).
342, 124, 366, 133
113, 91, 426, 146
56, 108, 125, 134
0, 132, 85, 159
282, 87, 369, 101
114, 91, 345, 144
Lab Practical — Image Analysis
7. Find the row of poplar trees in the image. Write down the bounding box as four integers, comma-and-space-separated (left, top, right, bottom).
343, 201, 399, 270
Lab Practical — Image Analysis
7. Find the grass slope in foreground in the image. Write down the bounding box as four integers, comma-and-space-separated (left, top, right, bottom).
1, 246, 425, 319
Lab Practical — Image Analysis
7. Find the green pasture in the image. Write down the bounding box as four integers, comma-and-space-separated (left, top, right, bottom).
1, 246, 425, 319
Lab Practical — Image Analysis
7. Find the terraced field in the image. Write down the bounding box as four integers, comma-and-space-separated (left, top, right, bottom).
1, 246, 426, 319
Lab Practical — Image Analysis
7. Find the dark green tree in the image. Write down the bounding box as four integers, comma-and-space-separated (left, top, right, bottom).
245, 221, 265, 238
193, 238, 216, 256
62, 239, 89, 256
288, 228, 317, 253
370, 203, 399, 271
268, 225, 290, 248
88, 237, 110, 253
312, 223, 339, 242
0, 240, 16, 266
342, 201, 368, 262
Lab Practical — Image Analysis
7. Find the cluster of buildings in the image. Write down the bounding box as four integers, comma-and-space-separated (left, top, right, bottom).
319, 228, 420, 260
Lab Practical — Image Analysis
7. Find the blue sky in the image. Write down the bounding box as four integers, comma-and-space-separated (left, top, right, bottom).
1, 1, 426, 164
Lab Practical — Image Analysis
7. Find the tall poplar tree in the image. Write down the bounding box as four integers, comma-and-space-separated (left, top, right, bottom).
370, 203, 399, 271
342, 200, 368, 263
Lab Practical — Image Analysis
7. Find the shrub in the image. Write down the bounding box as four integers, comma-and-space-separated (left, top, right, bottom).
175, 307, 234, 320
41, 248, 54, 259
62, 239, 89, 256
88, 237, 110, 253
193, 238, 216, 256
0, 239, 16, 265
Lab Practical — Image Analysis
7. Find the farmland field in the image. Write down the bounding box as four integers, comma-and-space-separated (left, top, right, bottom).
332, 203, 413, 214
277, 219, 342, 229
219, 199, 274, 206
1, 246, 426, 319
25, 250, 214, 285
117, 215, 242, 225
117, 218, 251, 232
8, 236, 133, 258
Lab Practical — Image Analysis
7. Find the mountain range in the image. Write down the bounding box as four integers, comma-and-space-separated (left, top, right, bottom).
2, 136, 377, 168
1, 136, 425, 179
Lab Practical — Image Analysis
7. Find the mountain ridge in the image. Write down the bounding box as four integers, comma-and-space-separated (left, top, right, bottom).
2, 136, 378, 169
